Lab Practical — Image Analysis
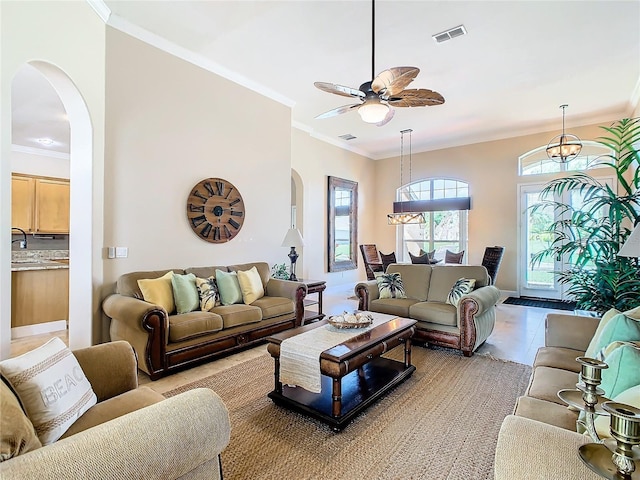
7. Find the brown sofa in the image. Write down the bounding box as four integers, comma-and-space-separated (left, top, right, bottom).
355, 263, 501, 356
103, 261, 307, 379
1, 341, 230, 479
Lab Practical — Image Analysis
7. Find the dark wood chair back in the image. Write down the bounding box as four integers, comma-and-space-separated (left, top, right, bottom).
379, 251, 397, 272
360, 244, 383, 280
481, 246, 505, 285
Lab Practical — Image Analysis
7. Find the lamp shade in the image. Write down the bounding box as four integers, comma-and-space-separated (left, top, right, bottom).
281, 228, 304, 248
619, 224, 640, 258
358, 100, 389, 124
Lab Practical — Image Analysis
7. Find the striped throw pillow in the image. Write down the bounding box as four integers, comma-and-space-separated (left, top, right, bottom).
0, 337, 97, 445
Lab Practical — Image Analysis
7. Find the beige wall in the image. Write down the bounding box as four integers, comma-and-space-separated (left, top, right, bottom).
104, 28, 293, 285
1, 1, 105, 357
291, 128, 376, 286
373, 123, 608, 292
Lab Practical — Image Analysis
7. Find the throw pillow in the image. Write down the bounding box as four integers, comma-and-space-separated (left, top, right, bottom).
446, 278, 476, 306
195, 276, 220, 311
594, 384, 640, 439
237, 266, 265, 305
1, 379, 42, 460
588, 313, 640, 357
376, 273, 407, 299
600, 342, 640, 399
171, 273, 200, 314
0, 338, 97, 445
215, 269, 243, 306
138, 271, 175, 314
584, 307, 621, 358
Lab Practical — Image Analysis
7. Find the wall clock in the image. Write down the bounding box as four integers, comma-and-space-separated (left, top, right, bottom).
186, 177, 245, 243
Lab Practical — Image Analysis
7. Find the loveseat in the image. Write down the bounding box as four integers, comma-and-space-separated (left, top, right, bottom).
355, 263, 501, 356
103, 261, 307, 379
495, 310, 640, 479
1, 340, 230, 479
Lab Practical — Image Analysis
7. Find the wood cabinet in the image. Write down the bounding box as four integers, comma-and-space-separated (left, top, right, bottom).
11, 174, 70, 234
11, 269, 69, 327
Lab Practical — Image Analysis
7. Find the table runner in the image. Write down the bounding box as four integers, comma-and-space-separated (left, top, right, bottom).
279, 312, 396, 393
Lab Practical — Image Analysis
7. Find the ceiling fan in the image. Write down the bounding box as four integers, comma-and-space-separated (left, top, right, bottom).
314, 0, 445, 126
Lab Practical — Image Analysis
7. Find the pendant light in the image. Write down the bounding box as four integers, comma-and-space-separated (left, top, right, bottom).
546, 104, 582, 163
387, 129, 426, 225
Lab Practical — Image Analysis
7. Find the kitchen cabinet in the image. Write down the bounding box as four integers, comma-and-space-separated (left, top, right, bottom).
11, 268, 69, 328
11, 174, 70, 234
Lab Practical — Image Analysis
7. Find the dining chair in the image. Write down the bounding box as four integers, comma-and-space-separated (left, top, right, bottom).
379, 251, 397, 272
360, 244, 383, 280
444, 250, 464, 264
481, 246, 505, 285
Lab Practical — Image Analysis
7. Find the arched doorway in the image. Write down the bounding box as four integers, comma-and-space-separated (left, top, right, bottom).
3, 61, 93, 357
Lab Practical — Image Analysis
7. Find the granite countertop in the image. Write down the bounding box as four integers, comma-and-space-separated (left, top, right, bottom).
11, 250, 69, 272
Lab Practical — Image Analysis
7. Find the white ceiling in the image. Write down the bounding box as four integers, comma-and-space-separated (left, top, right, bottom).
11, 0, 640, 159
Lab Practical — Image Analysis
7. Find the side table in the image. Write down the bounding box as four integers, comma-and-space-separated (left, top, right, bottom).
300, 279, 326, 324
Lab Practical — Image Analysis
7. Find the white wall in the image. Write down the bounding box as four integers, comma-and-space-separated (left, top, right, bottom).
11, 148, 70, 178
1, 1, 106, 357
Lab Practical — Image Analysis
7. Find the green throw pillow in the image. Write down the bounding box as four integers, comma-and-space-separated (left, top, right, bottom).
215, 269, 243, 306
446, 278, 476, 306
196, 276, 220, 311
376, 273, 407, 299
171, 273, 200, 314
600, 342, 640, 399
589, 313, 640, 356
584, 308, 622, 358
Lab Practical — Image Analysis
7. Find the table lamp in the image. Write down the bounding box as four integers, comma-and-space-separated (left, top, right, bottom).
281, 228, 304, 281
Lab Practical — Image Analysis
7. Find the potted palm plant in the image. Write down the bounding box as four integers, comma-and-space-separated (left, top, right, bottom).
531, 117, 640, 315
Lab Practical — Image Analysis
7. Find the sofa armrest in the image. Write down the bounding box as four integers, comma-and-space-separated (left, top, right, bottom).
545, 313, 600, 350
460, 285, 500, 317
495, 415, 601, 480
0, 389, 231, 480
73, 341, 138, 402
355, 280, 379, 311
265, 278, 307, 326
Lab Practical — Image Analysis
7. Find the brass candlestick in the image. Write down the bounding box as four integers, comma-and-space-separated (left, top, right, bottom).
557, 356, 610, 443
579, 402, 640, 479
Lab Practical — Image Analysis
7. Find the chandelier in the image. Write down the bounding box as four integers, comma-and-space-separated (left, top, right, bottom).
387, 129, 426, 225
546, 104, 582, 163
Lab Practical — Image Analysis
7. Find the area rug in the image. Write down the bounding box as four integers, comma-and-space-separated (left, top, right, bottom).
165, 347, 531, 480
503, 296, 577, 311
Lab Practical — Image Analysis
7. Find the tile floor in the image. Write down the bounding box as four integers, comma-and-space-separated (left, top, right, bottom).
9, 283, 563, 395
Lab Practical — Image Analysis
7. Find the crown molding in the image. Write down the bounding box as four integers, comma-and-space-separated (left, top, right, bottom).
292, 121, 374, 160
106, 14, 296, 109
11, 144, 70, 160
86, 0, 111, 23
629, 74, 640, 117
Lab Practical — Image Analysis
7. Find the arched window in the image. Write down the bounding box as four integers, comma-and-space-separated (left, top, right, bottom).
519, 141, 613, 176
396, 179, 469, 263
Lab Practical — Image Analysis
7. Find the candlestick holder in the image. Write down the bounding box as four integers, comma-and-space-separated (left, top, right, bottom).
557, 356, 610, 443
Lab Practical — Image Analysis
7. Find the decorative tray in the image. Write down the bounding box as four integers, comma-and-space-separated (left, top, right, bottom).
327, 312, 373, 329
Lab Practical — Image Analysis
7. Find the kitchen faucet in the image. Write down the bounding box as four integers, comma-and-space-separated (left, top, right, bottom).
11, 227, 28, 249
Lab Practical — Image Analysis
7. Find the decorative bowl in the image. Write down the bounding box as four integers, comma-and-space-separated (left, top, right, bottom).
327, 312, 373, 329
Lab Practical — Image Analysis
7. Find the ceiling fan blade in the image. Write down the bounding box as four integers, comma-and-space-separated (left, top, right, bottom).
375, 107, 395, 127
314, 82, 366, 99
387, 89, 445, 107
371, 67, 420, 97
315, 103, 361, 119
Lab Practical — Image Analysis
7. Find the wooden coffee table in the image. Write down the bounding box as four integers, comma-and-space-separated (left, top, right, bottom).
266, 316, 417, 431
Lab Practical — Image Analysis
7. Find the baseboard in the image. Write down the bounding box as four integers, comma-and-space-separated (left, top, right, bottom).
11, 320, 67, 339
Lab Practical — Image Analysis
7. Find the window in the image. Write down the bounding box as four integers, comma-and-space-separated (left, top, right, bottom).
396, 179, 469, 262
519, 141, 613, 176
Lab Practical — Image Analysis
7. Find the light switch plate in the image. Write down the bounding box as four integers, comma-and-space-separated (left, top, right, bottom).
107, 247, 115, 259
115, 247, 128, 258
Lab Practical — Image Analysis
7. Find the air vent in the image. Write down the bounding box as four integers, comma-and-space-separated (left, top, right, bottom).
432, 25, 467, 44
339, 134, 356, 141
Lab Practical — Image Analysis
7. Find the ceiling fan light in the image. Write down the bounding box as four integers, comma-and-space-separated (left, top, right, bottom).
358, 100, 389, 124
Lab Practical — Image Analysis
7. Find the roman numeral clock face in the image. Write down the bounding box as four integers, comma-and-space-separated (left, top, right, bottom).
186, 178, 245, 243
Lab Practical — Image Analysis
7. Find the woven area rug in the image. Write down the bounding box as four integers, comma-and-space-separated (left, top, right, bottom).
165, 347, 531, 480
